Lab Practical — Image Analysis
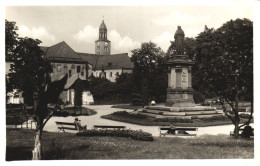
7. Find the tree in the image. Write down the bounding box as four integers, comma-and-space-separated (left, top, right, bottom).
5, 19, 19, 62
6, 19, 68, 159
89, 77, 117, 102
130, 42, 167, 104
115, 73, 136, 102
74, 79, 83, 107
194, 18, 253, 138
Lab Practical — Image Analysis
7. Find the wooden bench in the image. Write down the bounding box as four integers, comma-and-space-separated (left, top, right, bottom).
159, 127, 197, 137
230, 127, 254, 138
93, 125, 126, 130
56, 121, 86, 132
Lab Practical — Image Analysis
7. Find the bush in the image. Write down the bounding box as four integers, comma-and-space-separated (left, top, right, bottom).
154, 118, 193, 123
76, 129, 153, 141
200, 115, 230, 122
110, 111, 147, 119
52, 111, 70, 117
239, 113, 251, 119
131, 93, 143, 106
74, 79, 83, 107
193, 91, 205, 104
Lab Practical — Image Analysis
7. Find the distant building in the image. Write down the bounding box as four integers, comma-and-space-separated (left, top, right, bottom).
6, 19, 133, 105
41, 19, 133, 105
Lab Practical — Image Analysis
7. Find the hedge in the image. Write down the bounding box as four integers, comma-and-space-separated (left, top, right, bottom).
76, 129, 154, 141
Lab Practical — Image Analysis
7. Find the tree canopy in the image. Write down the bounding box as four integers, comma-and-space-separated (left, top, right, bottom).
6, 19, 52, 105
130, 42, 167, 104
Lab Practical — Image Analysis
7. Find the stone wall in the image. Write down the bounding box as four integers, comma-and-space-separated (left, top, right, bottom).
50, 62, 87, 81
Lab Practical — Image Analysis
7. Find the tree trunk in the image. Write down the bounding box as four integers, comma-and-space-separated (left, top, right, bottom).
234, 91, 240, 139
32, 127, 42, 160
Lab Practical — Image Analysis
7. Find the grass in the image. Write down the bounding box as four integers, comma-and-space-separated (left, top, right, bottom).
6, 128, 253, 160
101, 111, 251, 127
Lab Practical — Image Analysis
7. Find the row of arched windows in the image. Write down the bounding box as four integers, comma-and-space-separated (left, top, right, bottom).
99, 32, 107, 38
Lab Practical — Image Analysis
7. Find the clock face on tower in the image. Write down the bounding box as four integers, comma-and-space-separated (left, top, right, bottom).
105, 42, 108, 46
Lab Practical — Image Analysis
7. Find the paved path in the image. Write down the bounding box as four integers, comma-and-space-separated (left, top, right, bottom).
11, 105, 254, 137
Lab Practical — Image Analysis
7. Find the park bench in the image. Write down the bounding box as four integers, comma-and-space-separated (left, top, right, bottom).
159, 126, 197, 137
56, 121, 86, 132
93, 125, 126, 130
230, 127, 254, 138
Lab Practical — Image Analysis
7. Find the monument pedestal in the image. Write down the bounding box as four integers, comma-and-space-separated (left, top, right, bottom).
165, 54, 195, 107
166, 88, 195, 107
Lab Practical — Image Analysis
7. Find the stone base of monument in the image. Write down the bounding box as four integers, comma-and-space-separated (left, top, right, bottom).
131, 105, 224, 120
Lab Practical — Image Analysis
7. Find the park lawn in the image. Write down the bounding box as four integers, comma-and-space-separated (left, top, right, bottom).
101, 113, 251, 127
6, 128, 253, 160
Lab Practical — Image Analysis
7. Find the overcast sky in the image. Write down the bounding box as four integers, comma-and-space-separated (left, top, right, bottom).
5, 5, 253, 55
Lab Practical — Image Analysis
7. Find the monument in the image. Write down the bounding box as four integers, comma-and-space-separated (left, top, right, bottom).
132, 26, 223, 119
165, 26, 195, 107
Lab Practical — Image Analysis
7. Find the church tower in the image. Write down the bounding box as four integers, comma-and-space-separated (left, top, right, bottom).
95, 20, 111, 55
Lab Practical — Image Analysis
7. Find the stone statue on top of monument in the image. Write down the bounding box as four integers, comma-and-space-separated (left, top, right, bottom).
174, 26, 185, 55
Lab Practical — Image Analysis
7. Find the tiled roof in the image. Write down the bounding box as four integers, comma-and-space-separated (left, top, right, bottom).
43, 41, 82, 61
95, 53, 134, 70
41, 41, 133, 70
78, 52, 133, 70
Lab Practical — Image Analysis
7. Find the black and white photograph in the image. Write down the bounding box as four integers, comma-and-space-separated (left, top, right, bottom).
1, 0, 259, 164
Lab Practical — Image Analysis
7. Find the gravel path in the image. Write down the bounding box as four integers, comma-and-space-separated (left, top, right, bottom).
11, 105, 253, 137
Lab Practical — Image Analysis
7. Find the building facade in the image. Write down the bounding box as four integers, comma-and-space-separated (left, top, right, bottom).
41, 20, 133, 105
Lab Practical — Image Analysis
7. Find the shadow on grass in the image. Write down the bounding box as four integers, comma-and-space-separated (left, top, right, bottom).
6, 146, 33, 161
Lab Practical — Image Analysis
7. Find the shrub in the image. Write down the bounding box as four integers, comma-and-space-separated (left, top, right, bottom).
76, 129, 154, 141
111, 110, 129, 116
110, 111, 147, 119
154, 118, 193, 123
52, 111, 70, 117
200, 115, 230, 122
74, 79, 83, 107
193, 91, 205, 104
131, 93, 143, 106
239, 113, 251, 119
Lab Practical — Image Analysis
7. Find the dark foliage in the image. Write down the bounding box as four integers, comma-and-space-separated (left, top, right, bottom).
73, 79, 83, 107
76, 129, 154, 141
193, 91, 205, 104
130, 42, 168, 104
131, 93, 144, 106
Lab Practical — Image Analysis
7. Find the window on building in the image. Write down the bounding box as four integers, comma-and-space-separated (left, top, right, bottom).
77, 66, 81, 73
81, 71, 84, 76
110, 72, 112, 77
69, 70, 72, 78
116, 72, 119, 76
71, 64, 75, 69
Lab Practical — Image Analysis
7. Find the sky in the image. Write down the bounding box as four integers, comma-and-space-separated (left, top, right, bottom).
5, 5, 253, 55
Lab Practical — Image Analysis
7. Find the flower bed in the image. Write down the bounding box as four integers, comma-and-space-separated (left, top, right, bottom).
76, 129, 154, 141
